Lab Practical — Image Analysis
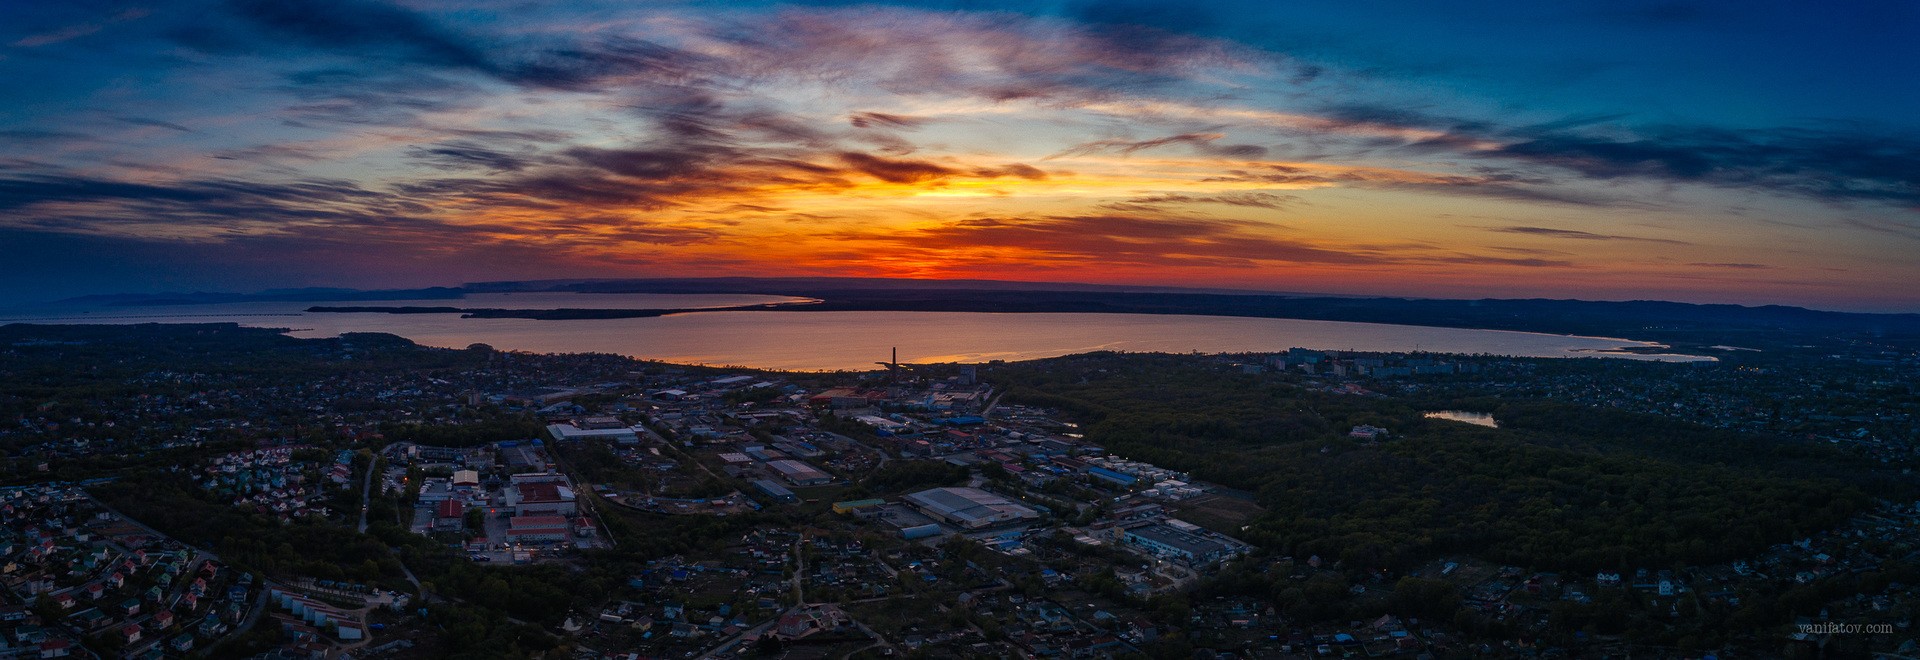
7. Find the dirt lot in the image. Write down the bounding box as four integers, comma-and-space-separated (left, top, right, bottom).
1168, 492, 1266, 531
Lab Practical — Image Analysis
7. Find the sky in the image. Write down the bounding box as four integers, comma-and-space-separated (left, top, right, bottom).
1, 0, 1917, 311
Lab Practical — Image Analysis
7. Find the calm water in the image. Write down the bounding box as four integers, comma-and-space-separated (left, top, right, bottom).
1424, 411, 1500, 428
1, 293, 1711, 371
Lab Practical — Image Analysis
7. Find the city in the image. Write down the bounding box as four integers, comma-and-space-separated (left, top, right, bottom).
3, 0, 1918, 657
0, 322, 1912, 658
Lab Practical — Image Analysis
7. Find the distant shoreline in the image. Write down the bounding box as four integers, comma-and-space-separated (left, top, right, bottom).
294, 285, 1920, 360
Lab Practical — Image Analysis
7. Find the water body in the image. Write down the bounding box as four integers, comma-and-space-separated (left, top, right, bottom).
1, 293, 1711, 371
1424, 411, 1500, 428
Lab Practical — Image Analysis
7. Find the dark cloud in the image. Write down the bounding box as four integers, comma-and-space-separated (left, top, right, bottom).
1304, 103, 1920, 210
1425, 254, 1575, 268
1053, 132, 1267, 159
567, 146, 734, 182
405, 141, 542, 173
836, 152, 959, 184
1101, 192, 1297, 212
858, 214, 1379, 268
1483, 225, 1692, 245
0, 129, 90, 143
701, 8, 1259, 104
0, 172, 459, 243
277, 68, 487, 127
1493, 126, 1920, 208
849, 112, 929, 129
1204, 165, 1628, 207
114, 117, 194, 132
1688, 262, 1774, 269
1841, 217, 1920, 242
0, 174, 369, 213
975, 164, 1050, 180
221, 0, 495, 72
500, 36, 720, 92
210, 143, 326, 164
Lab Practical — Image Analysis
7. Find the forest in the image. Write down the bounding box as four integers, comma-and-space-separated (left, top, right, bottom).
993, 352, 1887, 572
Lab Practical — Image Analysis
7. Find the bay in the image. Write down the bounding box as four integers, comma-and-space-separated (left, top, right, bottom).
0, 293, 1710, 371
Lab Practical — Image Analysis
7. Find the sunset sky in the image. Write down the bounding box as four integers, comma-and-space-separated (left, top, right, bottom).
2, 1, 1917, 310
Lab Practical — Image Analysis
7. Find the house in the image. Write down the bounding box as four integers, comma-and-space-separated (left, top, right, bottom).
1348, 425, 1390, 441
67, 609, 108, 629
37, 638, 72, 658
119, 624, 142, 644
1128, 618, 1158, 641
777, 612, 821, 639
151, 610, 175, 629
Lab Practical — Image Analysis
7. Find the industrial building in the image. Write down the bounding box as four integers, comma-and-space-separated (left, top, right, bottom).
1086, 466, 1138, 488
510, 481, 578, 516
767, 459, 833, 486
832, 499, 885, 515
546, 423, 640, 445
1122, 523, 1233, 565
505, 515, 572, 542
902, 487, 1040, 529
752, 479, 797, 503
432, 500, 465, 532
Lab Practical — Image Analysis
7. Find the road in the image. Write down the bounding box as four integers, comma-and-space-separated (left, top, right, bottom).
824, 431, 890, 470
204, 581, 274, 657
545, 439, 619, 548
84, 491, 280, 657
356, 455, 377, 533
697, 606, 787, 659
792, 536, 806, 605
700, 537, 808, 658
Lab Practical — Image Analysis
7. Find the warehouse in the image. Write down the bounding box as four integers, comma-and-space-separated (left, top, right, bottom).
546, 423, 640, 445
902, 487, 1039, 529
752, 479, 797, 503
1086, 466, 1138, 488
506, 515, 572, 542
767, 459, 833, 486
511, 482, 578, 516
1122, 523, 1232, 565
